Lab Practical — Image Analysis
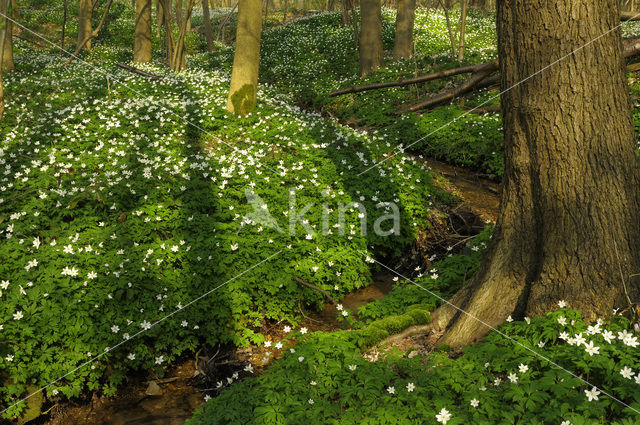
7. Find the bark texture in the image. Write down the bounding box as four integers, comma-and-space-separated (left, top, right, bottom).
435, 0, 640, 348
393, 0, 416, 59
202, 0, 215, 51
134, 0, 152, 62
226, 0, 262, 115
359, 0, 383, 76
77, 0, 92, 51
0, 0, 12, 72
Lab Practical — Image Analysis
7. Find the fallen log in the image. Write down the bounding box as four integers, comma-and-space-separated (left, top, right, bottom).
331, 37, 640, 102
393, 37, 640, 113
329, 62, 494, 97
115, 62, 164, 81
621, 11, 640, 21
396, 61, 498, 114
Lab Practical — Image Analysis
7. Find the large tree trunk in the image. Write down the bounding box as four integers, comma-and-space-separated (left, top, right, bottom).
134, 0, 152, 62
393, 0, 416, 59
226, 0, 262, 114
434, 0, 640, 348
359, 0, 384, 76
77, 0, 93, 51
202, 0, 215, 51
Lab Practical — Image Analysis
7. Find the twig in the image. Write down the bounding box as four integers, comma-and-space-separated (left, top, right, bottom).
293, 276, 338, 305
115, 62, 163, 80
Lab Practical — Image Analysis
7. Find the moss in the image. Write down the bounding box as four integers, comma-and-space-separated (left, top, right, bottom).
370, 313, 416, 335
405, 308, 431, 325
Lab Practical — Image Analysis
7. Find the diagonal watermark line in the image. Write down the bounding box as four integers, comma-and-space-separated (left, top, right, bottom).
357, 10, 640, 176
0, 250, 283, 416
362, 251, 640, 415
0, 12, 277, 174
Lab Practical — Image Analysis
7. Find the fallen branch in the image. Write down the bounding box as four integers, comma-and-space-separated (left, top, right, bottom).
332, 36, 640, 104
293, 276, 338, 306
64, 0, 114, 66
115, 62, 164, 80
394, 37, 640, 113
329, 62, 492, 97
621, 11, 640, 21
397, 61, 498, 113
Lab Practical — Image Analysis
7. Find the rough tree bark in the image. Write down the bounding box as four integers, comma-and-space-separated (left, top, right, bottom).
359, 0, 384, 76
77, 0, 93, 51
226, 0, 262, 115
134, 0, 152, 62
393, 0, 416, 59
434, 0, 640, 348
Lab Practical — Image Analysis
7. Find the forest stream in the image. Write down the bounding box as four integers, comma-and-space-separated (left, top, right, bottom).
34, 161, 500, 425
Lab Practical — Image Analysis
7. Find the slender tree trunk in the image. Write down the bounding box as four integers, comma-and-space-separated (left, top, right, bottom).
457, 0, 467, 60
226, 0, 262, 114
434, 0, 640, 348
176, 0, 183, 26
393, 0, 416, 59
202, 0, 215, 51
61, 0, 68, 53
440, 0, 456, 57
77, 0, 93, 51
156, 0, 164, 37
359, 0, 384, 76
0, 0, 12, 71
0, 0, 7, 119
134, 0, 152, 62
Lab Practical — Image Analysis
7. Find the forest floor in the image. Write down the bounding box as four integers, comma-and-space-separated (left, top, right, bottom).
4, 5, 640, 425
39, 167, 499, 425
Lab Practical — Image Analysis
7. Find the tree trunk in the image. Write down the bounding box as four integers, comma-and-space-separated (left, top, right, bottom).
156, 0, 163, 37
359, 0, 384, 76
393, 0, 416, 59
134, 0, 152, 62
0, 0, 7, 119
202, 0, 215, 51
226, 0, 262, 114
61, 0, 68, 53
457, 0, 467, 61
0, 0, 12, 72
77, 0, 93, 51
434, 0, 640, 348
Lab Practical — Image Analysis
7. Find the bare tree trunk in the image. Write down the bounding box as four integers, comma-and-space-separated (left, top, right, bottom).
202, 0, 215, 51
440, 0, 456, 57
134, 0, 152, 62
77, 0, 93, 51
434, 0, 640, 348
0, 0, 7, 119
359, 0, 384, 76
0, 0, 12, 71
457, 0, 467, 61
175, 0, 183, 26
61, 0, 68, 53
393, 0, 416, 59
227, 0, 262, 114
66, 0, 114, 64
156, 0, 164, 37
